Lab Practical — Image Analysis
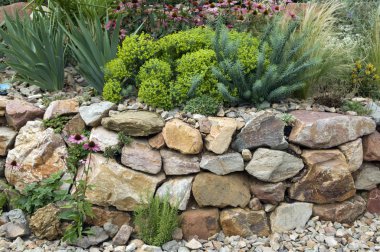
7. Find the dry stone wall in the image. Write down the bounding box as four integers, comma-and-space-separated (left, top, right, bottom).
1, 96, 380, 240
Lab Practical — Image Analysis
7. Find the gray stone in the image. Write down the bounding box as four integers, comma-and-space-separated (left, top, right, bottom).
185, 239, 202, 250
79, 101, 116, 127
72, 226, 109, 249
103, 222, 119, 238
89, 126, 119, 152
162, 240, 180, 252
112, 224, 133, 246
270, 202, 313, 232
232, 111, 288, 152
160, 149, 200, 175
246, 148, 304, 182
200, 152, 244, 175
156, 176, 193, 211
367, 101, 380, 125
354, 163, 380, 190
138, 245, 163, 252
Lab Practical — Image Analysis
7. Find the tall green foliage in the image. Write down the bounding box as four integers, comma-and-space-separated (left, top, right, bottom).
212, 18, 321, 105
0, 13, 65, 91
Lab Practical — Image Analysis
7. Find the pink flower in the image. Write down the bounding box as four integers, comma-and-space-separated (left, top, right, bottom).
83, 141, 101, 152
68, 134, 88, 144
105, 20, 116, 30
119, 29, 127, 40
288, 11, 297, 19
271, 5, 282, 12
6, 160, 21, 171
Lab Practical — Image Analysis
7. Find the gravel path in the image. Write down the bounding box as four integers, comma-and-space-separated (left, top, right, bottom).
0, 213, 379, 252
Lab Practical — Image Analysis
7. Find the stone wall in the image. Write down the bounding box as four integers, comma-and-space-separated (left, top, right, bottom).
1, 96, 380, 239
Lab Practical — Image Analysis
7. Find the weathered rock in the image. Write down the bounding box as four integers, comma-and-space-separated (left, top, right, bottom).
102, 111, 164, 136
156, 177, 193, 211
232, 111, 288, 152
5, 99, 44, 130
0, 97, 8, 117
160, 149, 200, 175
289, 110, 376, 148
43, 98, 79, 120
248, 197, 263, 210
90, 126, 119, 152
220, 208, 270, 237
362, 131, 380, 161
181, 208, 220, 240
148, 133, 165, 149
185, 239, 202, 250
245, 148, 304, 183
72, 226, 109, 249
200, 152, 244, 175
367, 101, 380, 125
0, 209, 30, 239
79, 101, 116, 127
112, 224, 133, 246
121, 140, 161, 174
29, 204, 61, 240
192, 172, 250, 208
137, 245, 163, 252
0, 3, 32, 24
312, 195, 366, 223
367, 188, 380, 214
162, 119, 203, 154
86, 207, 131, 228
5, 121, 67, 192
199, 118, 211, 134
354, 163, 380, 190
61, 114, 86, 141
338, 139, 363, 172
241, 149, 252, 161
270, 202, 313, 232
0, 127, 17, 156
250, 179, 286, 204
103, 222, 119, 238
80, 154, 165, 211
289, 150, 356, 204
205, 117, 237, 154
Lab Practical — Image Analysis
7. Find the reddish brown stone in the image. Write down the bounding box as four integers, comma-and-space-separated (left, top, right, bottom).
363, 131, 380, 161
312, 195, 366, 223
367, 188, 380, 214
148, 133, 166, 149
250, 179, 286, 204
0, 3, 32, 24
181, 208, 220, 240
5, 99, 44, 130
86, 206, 131, 228
61, 114, 86, 141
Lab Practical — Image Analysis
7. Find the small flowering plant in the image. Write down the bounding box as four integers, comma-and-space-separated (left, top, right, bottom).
351, 61, 380, 99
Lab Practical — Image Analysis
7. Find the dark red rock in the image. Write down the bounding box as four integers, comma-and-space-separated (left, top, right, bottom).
367, 188, 380, 214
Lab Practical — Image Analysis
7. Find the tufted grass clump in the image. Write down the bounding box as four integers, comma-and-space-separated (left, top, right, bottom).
134, 194, 179, 246
341, 100, 372, 115
184, 95, 220, 116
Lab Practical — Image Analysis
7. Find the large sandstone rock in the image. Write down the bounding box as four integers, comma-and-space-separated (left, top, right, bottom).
338, 139, 363, 172
205, 117, 237, 154
160, 149, 200, 175
362, 131, 380, 161
367, 188, 380, 214
162, 119, 203, 155
289, 110, 376, 148
90, 126, 119, 152
354, 163, 380, 190
5, 99, 44, 130
289, 150, 356, 204
61, 114, 86, 141
181, 208, 220, 240
121, 140, 162, 174
232, 111, 288, 152
86, 207, 131, 228
79, 154, 165, 211
270, 202, 313, 232
156, 177, 193, 211
79, 101, 115, 127
5, 121, 67, 192
148, 133, 165, 149
312, 196, 366, 223
200, 152, 244, 175
250, 179, 286, 204
220, 208, 270, 237
245, 148, 304, 183
43, 98, 79, 120
192, 172, 250, 208
102, 111, 164, 136
29, 204, 61, 240
0, 127, 17, 156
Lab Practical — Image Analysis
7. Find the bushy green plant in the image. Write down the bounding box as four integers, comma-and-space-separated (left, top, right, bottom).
134, 194, 179, 246
62, 17, 120, 93
0, 13, 65, 91
341, 100, 372, 115
118, 132, 133, 146
351, 61, 380, 99
16, 171, 69, 214
43, 116, 71, 133
103, 79, 123, 103
184, 95, 220, 116
137, 59, 173, 109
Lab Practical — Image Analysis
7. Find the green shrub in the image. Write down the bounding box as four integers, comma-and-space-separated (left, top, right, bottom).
184, 95, 220, 116
118, 132, 133, 146
43, 116, 71, 133
103, 79, 122, 103
0, 14, 65, 91
105, 58, 128, 81
173, 49, 220, 106
134, 194, 179, 246
341, 100, 372, 115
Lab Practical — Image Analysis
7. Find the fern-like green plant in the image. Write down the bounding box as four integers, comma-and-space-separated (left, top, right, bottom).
0, 13, 65, 91
212, 17, 321, 105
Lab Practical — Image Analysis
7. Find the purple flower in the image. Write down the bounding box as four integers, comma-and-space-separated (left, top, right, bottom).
83, 141, 101, 152
68, 134, 88, 144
